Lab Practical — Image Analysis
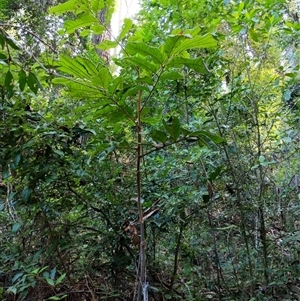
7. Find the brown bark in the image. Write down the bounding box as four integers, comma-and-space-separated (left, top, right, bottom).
92, 8, 111, 63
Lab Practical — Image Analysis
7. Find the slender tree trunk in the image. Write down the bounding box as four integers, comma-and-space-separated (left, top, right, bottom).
136, 89, 147, 301
207, 210, 222, 301
169, 221, 184, 296
93, 8, 111, 63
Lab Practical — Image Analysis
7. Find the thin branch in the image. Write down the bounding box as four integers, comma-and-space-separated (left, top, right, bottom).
169, 221, 184, 295
0, 23, 58, 54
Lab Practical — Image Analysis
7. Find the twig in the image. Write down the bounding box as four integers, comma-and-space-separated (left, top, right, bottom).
0, 23, 58, 54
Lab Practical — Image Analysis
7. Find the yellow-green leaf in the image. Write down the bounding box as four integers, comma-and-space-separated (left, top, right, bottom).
118, 18, 133, 41
49, 0, 78, 14
64, 13, 99, 34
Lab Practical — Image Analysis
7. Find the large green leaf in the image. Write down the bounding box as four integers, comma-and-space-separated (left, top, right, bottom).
4, 70, 14, 92
124, 56, 158, 73
167, 57, 208, 74
96, 105, 134, 125
50, 0, 106, 15
90, 24, 106, 34
64, 13, 99, 34
136, 76, 154, 85
58, 55, 93, 79
52, 78, 104, 98
45, 278, 55, 286
162, 35, 186, 56
0, 32, 5, 49
0, 53, 8, 66
190, 130, 226, 144
171, 34, 217, 55
118, 18, 133, 41
151, 130, 168, 143
163, 117, 181, 141
6, 36, 21, 50
76, 57, 98, 76
91, 68, 113, 89
125, 42, 166, 65
49, 0, 78, 14
160, 71, 183, 81
18, 69, 27, 91
108, 77, 124, 95
90, 0, 106, 14
27, 72, 41, 94
0, 53, 8, 60
22, 187, 32, 202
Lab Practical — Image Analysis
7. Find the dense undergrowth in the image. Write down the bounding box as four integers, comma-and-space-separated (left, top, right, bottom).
0, 0, 300, 300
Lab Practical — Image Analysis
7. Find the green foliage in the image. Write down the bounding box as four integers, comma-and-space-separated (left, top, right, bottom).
0, 0, 300, 300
